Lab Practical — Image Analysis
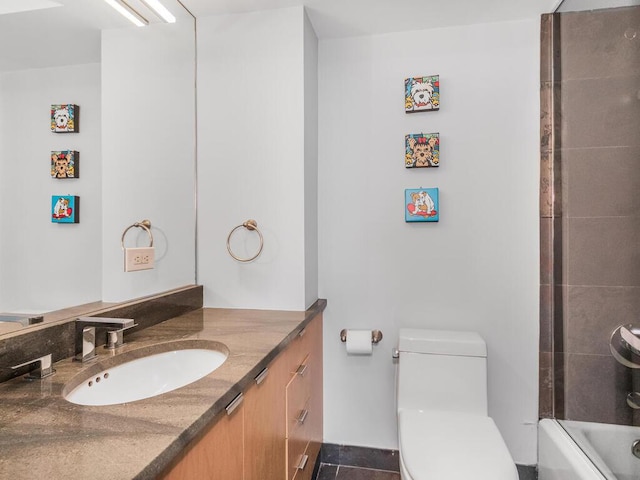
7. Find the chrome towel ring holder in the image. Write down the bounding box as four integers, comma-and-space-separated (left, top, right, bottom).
121, 219, 154, 249
227, 219, 263, 262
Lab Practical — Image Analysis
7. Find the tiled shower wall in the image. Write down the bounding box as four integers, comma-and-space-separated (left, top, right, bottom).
540, 7, 640, 424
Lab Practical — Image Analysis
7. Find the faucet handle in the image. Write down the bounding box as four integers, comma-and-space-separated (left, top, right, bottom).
105, 323, 138, 350
12, 354, 55, 379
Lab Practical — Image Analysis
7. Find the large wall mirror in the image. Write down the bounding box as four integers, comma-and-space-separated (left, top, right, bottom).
0, 0, 196, 334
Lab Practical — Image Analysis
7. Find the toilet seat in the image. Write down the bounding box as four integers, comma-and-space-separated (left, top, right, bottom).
398, 410, 518, 480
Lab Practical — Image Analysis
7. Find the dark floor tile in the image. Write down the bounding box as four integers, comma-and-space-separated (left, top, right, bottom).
339, 445, 399, 472
316, 464, 338, 480
517, 463, 538, 480
321, 443, 340, 464
335, 466, 400, 480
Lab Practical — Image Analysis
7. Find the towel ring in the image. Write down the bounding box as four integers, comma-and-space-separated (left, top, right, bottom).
121, 219, 153, 249
227, 219, 263, 262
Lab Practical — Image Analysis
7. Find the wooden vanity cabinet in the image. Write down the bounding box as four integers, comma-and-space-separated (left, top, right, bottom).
286, 315, 323, 480
243, 345, 288, 480
162, 398, 245, 480
161, 313, 323, 480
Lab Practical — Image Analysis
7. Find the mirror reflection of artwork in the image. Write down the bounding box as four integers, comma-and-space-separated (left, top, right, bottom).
405, 188, 439, 222
406, 133, 439, 168
51, 195, 79, 223
405, 75, 439, 113
51, 151, 79, 178
50, 104, 79, 133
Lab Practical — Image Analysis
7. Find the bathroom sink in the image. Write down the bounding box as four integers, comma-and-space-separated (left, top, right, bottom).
63, 340, 228, 406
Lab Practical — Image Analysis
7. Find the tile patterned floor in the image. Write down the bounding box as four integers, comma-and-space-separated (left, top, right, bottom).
316, 463, 400, 480
316, 462, 536, 480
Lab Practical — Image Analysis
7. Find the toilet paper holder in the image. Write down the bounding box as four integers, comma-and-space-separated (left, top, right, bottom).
340, 329, 383, 344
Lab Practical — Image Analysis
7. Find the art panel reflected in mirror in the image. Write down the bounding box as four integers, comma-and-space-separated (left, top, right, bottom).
0, 0, 196, 335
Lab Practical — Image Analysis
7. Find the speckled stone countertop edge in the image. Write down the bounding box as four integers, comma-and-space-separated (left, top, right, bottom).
136, 298, 327, 480
0, 298, 327, 480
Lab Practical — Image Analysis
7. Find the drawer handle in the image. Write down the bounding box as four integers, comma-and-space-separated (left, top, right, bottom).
296, 409, 309, 424
225, 393, 243, 416
296, 454, 309, 471
255, 367, 269, 385
296, 363, 308, 376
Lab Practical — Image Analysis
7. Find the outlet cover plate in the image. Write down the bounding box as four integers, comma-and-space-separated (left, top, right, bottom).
124, 247, 155, 272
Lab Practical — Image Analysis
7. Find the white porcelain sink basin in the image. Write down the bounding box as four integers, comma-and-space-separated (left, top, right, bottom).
63, 340, 228, 406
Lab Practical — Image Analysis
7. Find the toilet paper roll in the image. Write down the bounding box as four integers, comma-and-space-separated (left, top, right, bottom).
346, 329, 373, 355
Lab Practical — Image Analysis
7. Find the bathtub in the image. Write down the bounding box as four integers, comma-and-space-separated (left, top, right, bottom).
539, 418, 640, 480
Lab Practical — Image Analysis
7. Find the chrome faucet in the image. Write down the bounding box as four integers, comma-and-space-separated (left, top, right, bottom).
11, 353, 55, 379
75, 317, 136, 362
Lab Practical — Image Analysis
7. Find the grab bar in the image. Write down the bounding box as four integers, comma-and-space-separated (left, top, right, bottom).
610, 324, 640, 368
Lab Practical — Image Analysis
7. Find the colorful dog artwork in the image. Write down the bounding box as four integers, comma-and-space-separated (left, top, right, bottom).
405, 188, 439, 222
51, 151, 79, 178
405, 76, 439, 113
51, 195, 79, 223
50, 104, 79, 133
406, 133, 439, 168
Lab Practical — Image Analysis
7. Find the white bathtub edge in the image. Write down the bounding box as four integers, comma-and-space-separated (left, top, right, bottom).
538, 419, 605, 480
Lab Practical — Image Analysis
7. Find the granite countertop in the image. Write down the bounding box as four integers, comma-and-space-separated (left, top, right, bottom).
0, 300, 326, 479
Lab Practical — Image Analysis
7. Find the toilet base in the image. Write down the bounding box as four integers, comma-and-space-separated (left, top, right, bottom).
398, 410, 518, 480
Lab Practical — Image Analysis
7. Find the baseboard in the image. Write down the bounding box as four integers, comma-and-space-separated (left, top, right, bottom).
319, 443, 537, 479
320, 443, 399, 472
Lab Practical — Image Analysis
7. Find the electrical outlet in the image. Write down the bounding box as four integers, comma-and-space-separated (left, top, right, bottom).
124, 247, 155, 272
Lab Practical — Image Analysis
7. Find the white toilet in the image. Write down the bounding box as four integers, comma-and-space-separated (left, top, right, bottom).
396, 328, 519, 480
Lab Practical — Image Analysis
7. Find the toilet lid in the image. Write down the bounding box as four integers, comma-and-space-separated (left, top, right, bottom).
399, 410, 518, 480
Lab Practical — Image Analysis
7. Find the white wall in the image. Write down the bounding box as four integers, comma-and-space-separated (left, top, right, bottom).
318, 19, 540, 464
304, 11, 319, 309
197, 7, 317, 310
0, 63, 102, 312
101, 23, 196, 302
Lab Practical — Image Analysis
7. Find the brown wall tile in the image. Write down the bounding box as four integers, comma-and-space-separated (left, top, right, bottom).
540, 14, 553, 83
539, 6, 640, 425
566, 286, 640, 355
559, 7, 640, 81
554, 285, 566, 354
540, 150, 553, 218
540, 285, 553, 352
561, 74, 640, 149
554, 351, 565, 419
567, 216, 640, 287
556, 216, 566, 285
539, 351, 554, 418
540, 218, 553, 285
565, 146, 640, 217
565, 353, 632, 424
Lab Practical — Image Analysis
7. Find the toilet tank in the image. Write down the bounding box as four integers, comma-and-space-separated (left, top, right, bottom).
397, 328, 488, 415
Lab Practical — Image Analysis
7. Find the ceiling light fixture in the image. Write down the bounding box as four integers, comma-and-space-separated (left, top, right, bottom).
139, 0, 176, 23
103, 0, 148, 27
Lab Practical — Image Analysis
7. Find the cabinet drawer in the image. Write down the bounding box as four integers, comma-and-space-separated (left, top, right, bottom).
286, 355, 312, 437
287, 397, 311, 480
286, 357, 312, 436
291, 439, 320, 480
285, 324, 314, 376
